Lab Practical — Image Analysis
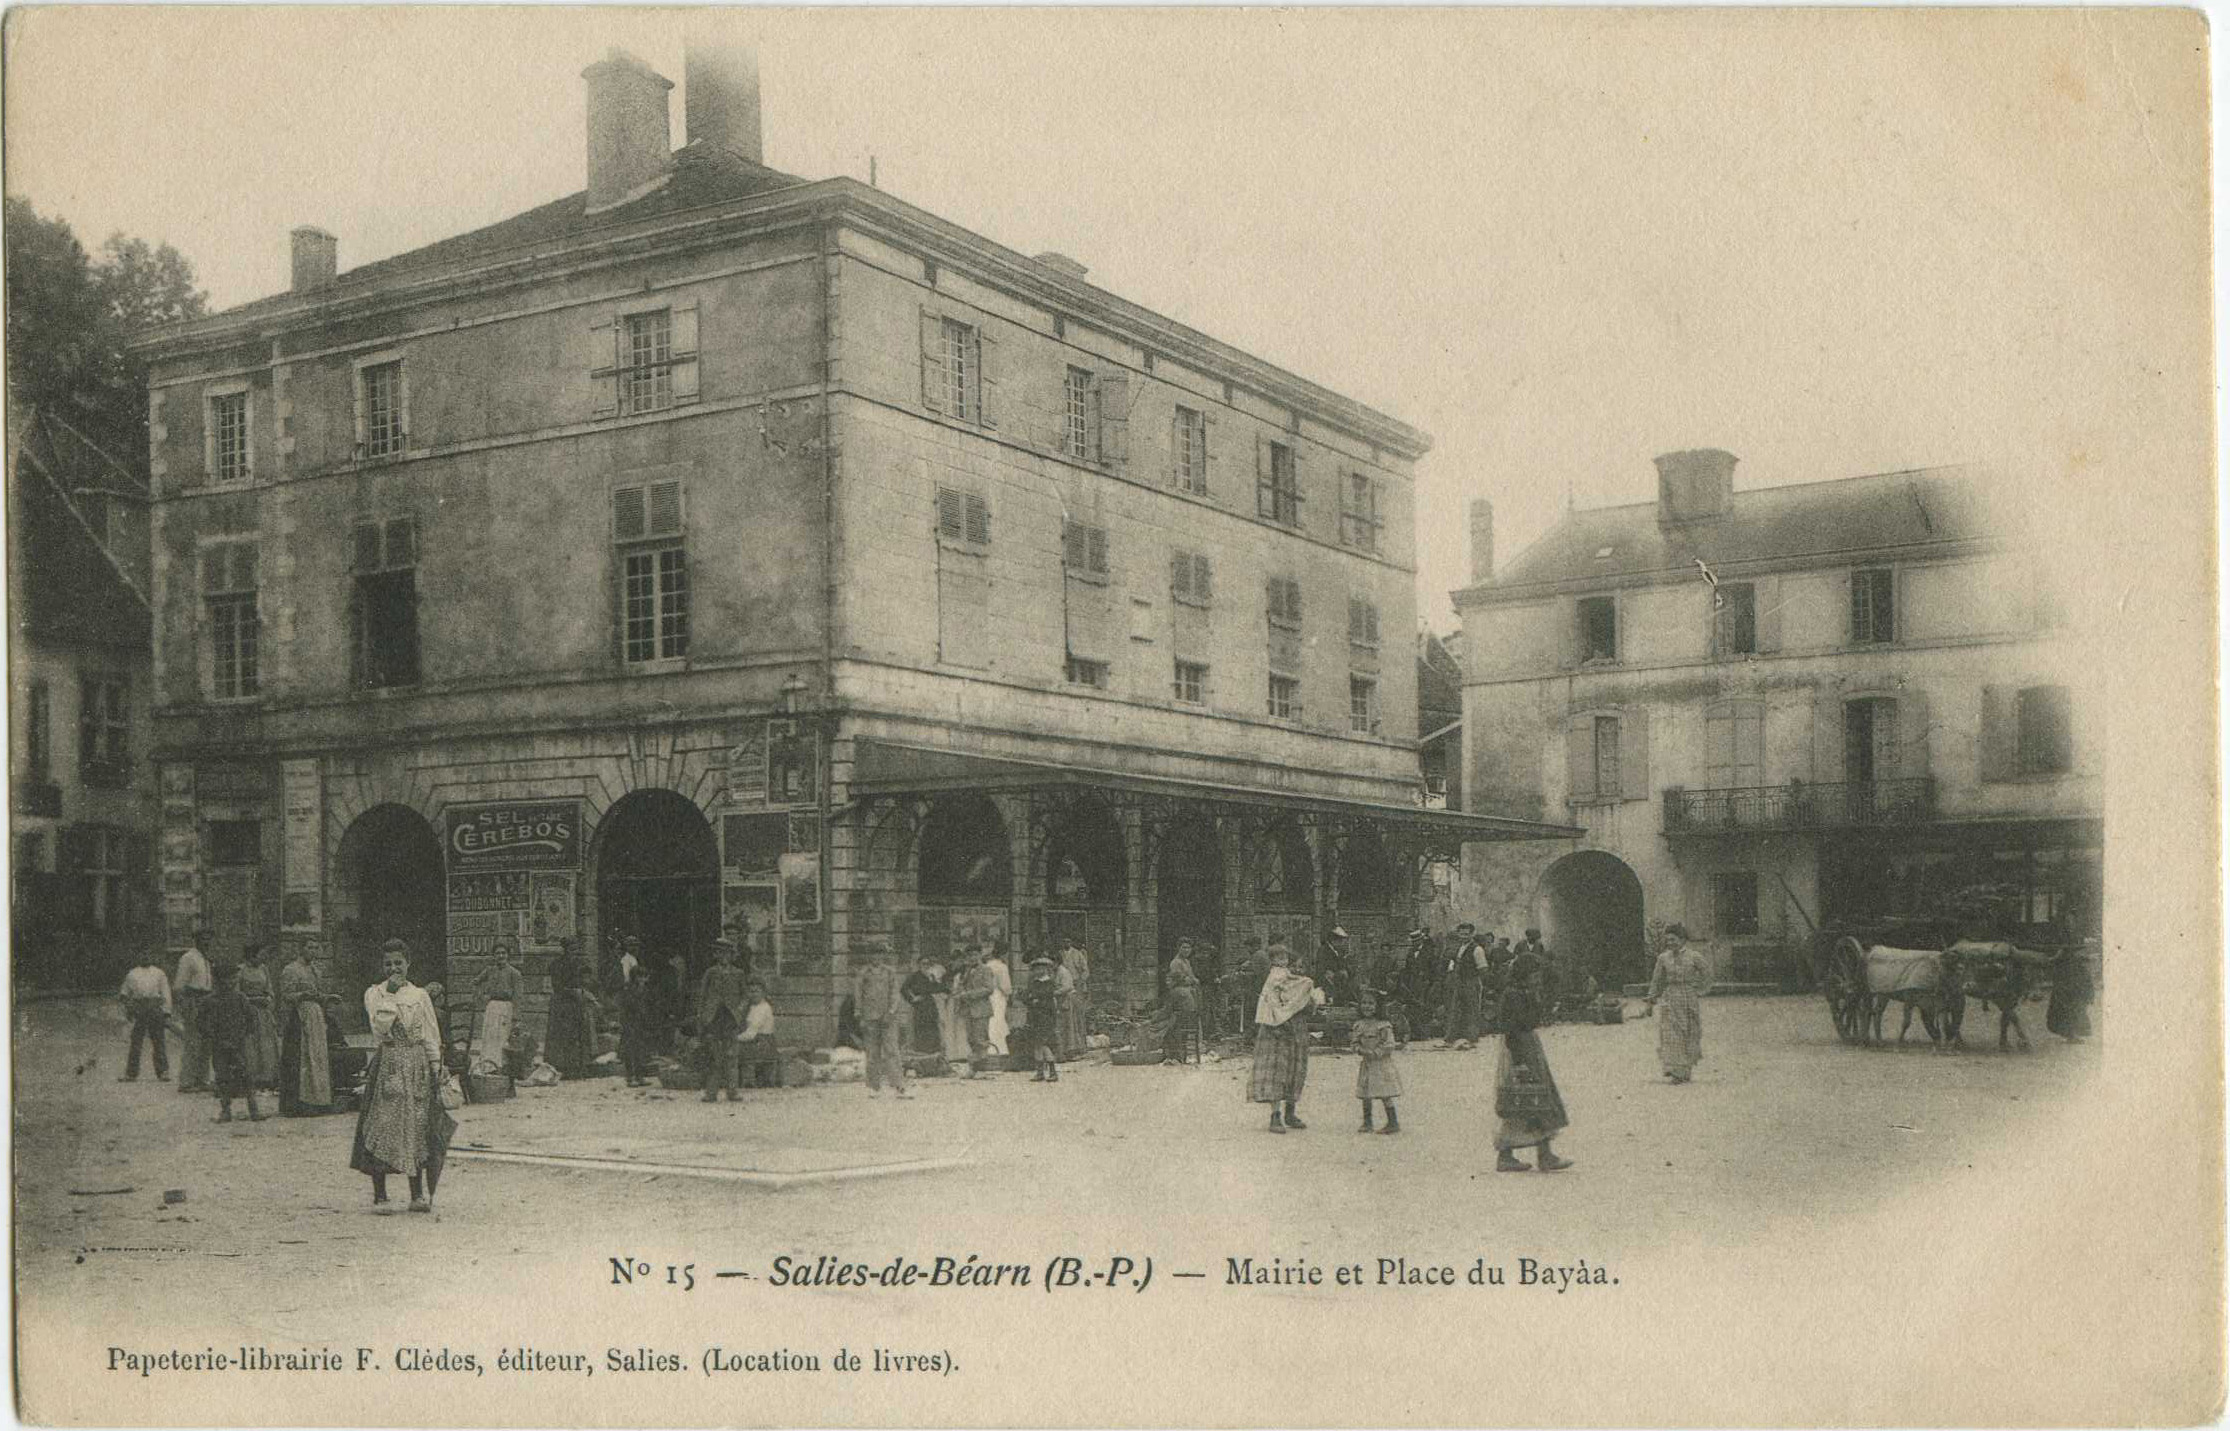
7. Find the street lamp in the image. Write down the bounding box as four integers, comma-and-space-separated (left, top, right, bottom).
780, 672, 808, 715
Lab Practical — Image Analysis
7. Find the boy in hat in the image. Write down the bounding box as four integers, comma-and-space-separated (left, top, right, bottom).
695, 939, 749, 1102
1022, 956, 1063, 1082
203, 961, 264, 1123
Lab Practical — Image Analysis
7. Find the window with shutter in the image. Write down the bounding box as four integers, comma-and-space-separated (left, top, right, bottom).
202, 540, 261, 699
1594, 714, 1622, 798
1063, 520, 1110, 578
613, 483, 688, 666
1349, 676, 1380, 734
2016, 685, 2074, 774
1267, 576, 1302, 629
647, 480, 683, 538
1714, 582, 1757, 656
613, 487, 649, 543
1340, 473, 1383, 552
1171, 549, 1213, 606
964, 493, 991, 546
936, 487, 965, 542
1348, 596, 1380, 648
1171, 405, 1208, 492
358, 360, 406, 458
350, 517, 421, 690
1063, 367, 1094, 459
1257, 440, 1301, 525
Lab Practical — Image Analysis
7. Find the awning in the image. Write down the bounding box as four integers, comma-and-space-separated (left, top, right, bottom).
848, 738, 1580, 843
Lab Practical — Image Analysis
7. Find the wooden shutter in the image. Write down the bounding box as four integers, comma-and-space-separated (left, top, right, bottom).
919, 310, 946, 414
1063, 521, 1086, 572
396, 363, 411, 445
973, 325, 995, 429
1899, 687, 1932, 779
1087, 526, 1108, 575
647, 480, 684, 538
588, 318, 619, 418
613, 486, 647, 543
1194, 554, 1213, 602
1201, 408, 1219, 493
1287, 446, 1305, 530
1978, 685, 2015, 782
670, 302, 701, 403
1754, 574, 1782, 653
351, 369, 366, 447
1170, 551, 1190, 600
1556, 597, 1579, 670
384, 517, 416, 568
1254, 433, 1269, 516
964, 493, 990, 546
1099, 372, 1129, 466
936, 487, 965, 542
1167, 409, 1182, 489
1619, 705, 1650, 800
1813, 691, 1845, 784
1566, 714, 1596, 801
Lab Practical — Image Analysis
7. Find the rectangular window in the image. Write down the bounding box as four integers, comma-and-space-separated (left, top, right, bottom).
78, 677, 128, 785
1266, 576, 1303, 628
621, 309, 674, 415
27, 680, 50, 780
1173, 405, 1208, 494
2016, 684, 2074, 774
350, 518, 421, 690
1063, 657, 1109, 689
1713, 871, 1761, 936
1579, 596, 1618, 662
622, 545, 691, 664
1267, 674, 1302, 721
78, 825, 125, 932
1593, 714, 1622, 796
209, 392, 249, 483
1851, 567, 1896, 644
1340, 473, 1383, 552
925, 317, 978, 422
1257, 441, 1301, 525
1064, 367, 1093, 460
207, 819, 261, 867
360, 361, 405, 458
1173, 660, 1208, 705
1170, 550, 1213, 606
202, 542, 260, 699
1347, 596, 1381, 649
1715, 582, 1757, 656
1349, 675, 1380, 735
1061, 520, 1109, 578
1705, 701, 1764, 788
935, 486, 992, 548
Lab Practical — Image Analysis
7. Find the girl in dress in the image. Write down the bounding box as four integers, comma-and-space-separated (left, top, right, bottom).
1351, 992, 1402, 1134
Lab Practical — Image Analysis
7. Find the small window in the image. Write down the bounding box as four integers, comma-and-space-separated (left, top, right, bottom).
26, 680, 51, 780
1173, 660, 1208, 705
1340, 473, 1382, 553
1170, 550, 1213, 606
1063, 657, 1109, 690
1266, 576, 1303, 629
1715, 582, 1756, 656
202, 542, 260, 700
1349, 675, 1380, 735
1713, 871, 1761, 936
1173, 406, 1208, 494
935, 486, 992, 548
77, 677, 129, 785
1267, 674, 1302, 721
1851, 567, 1895, 644
1347, 596, 1381, 649
1579, 596, 1618, 662
359, 360, 406, 459
1258, 440, 1301, 525
2016, 684, 2074, 774
1062, 520, 1109, 578
208, 391, 250, 483
1064, 367, 1094, 460
1593, 714, 1621, 795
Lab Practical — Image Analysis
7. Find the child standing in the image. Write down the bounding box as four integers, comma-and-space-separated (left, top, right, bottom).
1352, 992, 1402, 1134
204, 962, 264, 1123
1022, 957, 1063, 1083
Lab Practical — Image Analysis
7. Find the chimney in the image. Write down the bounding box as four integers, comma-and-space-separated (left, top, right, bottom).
583, 49, 675, 213
685, 38, 763, 164
290, 226, 337, 293
1653, 448, 1738, 526
1469, 498, 1495, 583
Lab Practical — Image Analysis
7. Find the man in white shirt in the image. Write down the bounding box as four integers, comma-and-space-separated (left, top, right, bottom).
736, 980, 780, 1089
117, 951, 174, 1081
174, 930, 215, 1092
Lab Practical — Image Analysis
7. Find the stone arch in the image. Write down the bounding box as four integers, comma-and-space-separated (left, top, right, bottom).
918, 794, 1013, 905
1532, 849, 1646, 988
329, 803, 448, 998
1038, 797, 1126, 907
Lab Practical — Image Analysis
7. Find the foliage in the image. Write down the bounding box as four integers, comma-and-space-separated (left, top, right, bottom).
5, 196, 207, 457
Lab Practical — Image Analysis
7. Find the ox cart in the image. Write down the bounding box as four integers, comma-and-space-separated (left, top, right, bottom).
1822, 936, 2059, 1049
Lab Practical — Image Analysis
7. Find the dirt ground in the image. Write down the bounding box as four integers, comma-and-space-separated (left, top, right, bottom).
15, 992, 2114, 1425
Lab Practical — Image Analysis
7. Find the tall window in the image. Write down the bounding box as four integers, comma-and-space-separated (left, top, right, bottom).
1593, 714, 1622, 795
1347, 596, 1381, 650
359, 360, 405, 458
1267, 675, 1302, 721
1579, 595, 1618, 662
350, 518, 421, 689
1173, 660, 1207, 705
1173, 405, 1208, 494
615, 481, 688, 664
1257, 440, 1300, 525
26, 680, 50, 780
1170, 550, 1213, 605
1064, 367, 1093, 459
78, 825, 126, 932
1349, 675, 1380, 735
1713, 871, 1760, 936
2016, 684, 2074, 774
1715, 581, 1757, 656
1844, 698, 1898, 785
203, 541, 260, 699
923, 316, 980, 422
1340, 473, 1382, 552
209, 391, 249, 483
622, 309, 674, 415
1266, 576, 1303, 628
1705, 700, 1763, 789
77, 677, 128, 785
1850, 567, 1895, 644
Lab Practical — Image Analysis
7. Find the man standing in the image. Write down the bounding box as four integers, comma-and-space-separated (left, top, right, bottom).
695, 938, 749, 1103
118, 948, 173, 1082
954, 951, 998, 1078
174, 929, 215, 1092
854, 946, 910, 1097
1441, 922, 1488, 1050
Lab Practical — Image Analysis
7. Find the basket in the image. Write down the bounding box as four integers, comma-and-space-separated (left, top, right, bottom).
466, 1072, 515, 1103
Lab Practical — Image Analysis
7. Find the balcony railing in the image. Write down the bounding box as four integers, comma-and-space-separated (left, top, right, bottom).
1664, 777, 1935, 834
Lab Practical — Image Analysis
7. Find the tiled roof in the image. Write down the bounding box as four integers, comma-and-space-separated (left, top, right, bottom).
215, 144, 806, 321
1484, 466, 2001, 592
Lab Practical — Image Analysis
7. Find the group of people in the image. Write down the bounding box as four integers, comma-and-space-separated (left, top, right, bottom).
119, 931, 358, 1121
847, 940, 1095, 1094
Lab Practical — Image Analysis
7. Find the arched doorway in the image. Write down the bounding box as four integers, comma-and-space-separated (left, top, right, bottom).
1536, 850, 1646, 988
1155, 818, 1224, 970
595, 790, 720, 983
1335, 829, 1395, 913
1253, 821, 1314, 912
334, 804, 447, 994
917, 794, 1013, 965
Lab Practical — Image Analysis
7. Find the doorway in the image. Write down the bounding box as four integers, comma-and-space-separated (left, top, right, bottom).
333, 805, 447, 993
595, 790, 721, 984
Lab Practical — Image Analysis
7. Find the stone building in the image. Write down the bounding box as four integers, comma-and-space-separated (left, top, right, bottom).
8, 405, 160, 987
1452, 450, 2102, 987
134, 47, 1567, 1045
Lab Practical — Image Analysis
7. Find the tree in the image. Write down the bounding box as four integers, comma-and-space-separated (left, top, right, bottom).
5, 196, 207, 459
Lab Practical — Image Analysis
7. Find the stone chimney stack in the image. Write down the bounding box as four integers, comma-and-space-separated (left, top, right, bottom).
1654, 448, 1738, 526
583, 49, 675, 214
1469, 498, 1495, 583
290, 226, 337, 293
685, 38, 763, 163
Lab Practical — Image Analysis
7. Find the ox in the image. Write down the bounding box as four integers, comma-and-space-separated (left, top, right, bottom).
1939, 941, 2039, 1052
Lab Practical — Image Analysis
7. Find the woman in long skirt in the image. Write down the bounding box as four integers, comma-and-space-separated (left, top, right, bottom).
1058, 943, 1090, 1059
1647, 923, 1711, 1083
350, 940, 456, 1214
278, 941, 336, 1116
2046, 943, 2095, 1042
1494, 942, 1571, 1171
543, 939, 595, 1077
236, 944, 281, 1091
1248, 946, 1324, 1133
